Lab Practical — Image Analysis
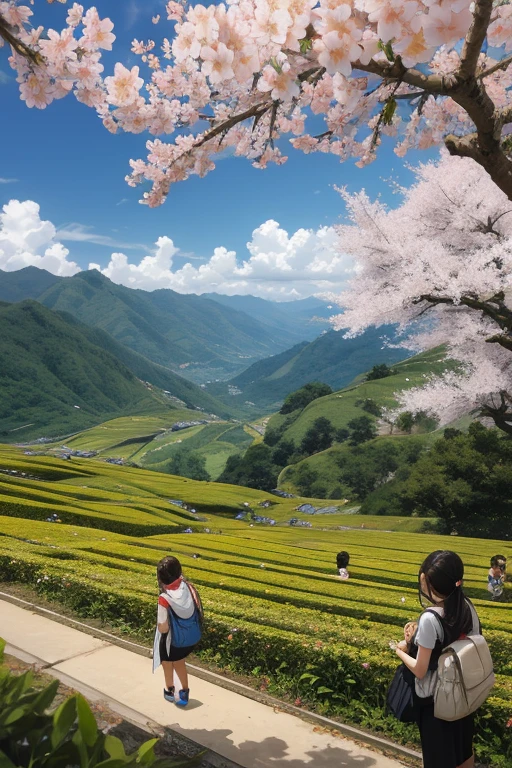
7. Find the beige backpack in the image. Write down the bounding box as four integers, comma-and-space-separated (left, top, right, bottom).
433, 634, 495, 721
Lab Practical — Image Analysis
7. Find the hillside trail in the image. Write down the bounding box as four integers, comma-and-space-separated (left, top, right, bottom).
1, 599, 411, 768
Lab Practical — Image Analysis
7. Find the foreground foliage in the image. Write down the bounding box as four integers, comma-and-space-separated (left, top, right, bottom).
0, 639, 194, 768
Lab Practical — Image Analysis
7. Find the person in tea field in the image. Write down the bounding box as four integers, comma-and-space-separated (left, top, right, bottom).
153, 555, 203, 707
487, 555, 506, 600
394, 550, 481, 768
336, 551, 350, 579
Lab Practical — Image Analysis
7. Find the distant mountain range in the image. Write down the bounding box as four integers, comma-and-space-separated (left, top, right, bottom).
203, 293, 332, 343
0, 268, 332, 382
208, 328, 409, 409
0, 300, 233, 441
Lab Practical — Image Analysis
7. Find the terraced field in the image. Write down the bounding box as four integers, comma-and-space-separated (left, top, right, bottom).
37, 413, 259, 479
0, 446, 510, 765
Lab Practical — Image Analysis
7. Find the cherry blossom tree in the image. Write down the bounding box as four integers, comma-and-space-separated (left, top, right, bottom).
3, 1, 512, 206
328, 152, 512, 433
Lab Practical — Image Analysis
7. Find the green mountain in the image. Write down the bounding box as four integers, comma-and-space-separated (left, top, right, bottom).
208, 328, 408, 410
205, 293, 332, 342
0, 268, 305, 382
0, 266, 60, 301
0, 301, 230, 441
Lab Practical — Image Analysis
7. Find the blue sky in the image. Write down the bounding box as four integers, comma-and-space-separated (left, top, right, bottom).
0, 0, 438, 298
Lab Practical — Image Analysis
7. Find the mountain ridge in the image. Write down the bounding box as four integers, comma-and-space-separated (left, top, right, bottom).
0, 268, 319, 382
0, 300, 232, 441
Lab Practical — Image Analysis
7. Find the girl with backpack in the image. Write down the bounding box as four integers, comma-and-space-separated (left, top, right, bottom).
153, 556, 203, 707
393, 550, 481, 768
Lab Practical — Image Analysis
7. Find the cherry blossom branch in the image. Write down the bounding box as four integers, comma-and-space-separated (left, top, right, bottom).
0, 13, 43, 65
418, 292, 512, 350
193, 101, 271, 149
479, 392, 512, 435
478, 54, 512, 80
354, 58, 445, 95
459, 0, 494, 79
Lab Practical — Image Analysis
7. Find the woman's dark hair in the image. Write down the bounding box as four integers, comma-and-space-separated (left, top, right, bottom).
336, 551, 350, 569
157, 556, 182, 588
419, 550, 472, 637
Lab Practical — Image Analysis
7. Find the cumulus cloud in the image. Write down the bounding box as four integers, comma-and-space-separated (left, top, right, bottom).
92, 220, 354, 299
0, 200, 80, 276
0, 199, 354, 299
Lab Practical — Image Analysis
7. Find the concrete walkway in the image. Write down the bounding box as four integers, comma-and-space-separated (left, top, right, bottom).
1, 599, 409, 768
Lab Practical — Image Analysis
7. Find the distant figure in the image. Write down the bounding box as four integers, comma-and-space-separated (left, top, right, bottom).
488, 555, 506, 599
153, 556, 203, 708
336, 551, 350, 580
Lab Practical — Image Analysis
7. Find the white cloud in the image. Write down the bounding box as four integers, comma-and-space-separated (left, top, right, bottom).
0, 71, 10, 85
56, 223, 149, 251
0, 199, 354, 299
0, 200, 80, 276
92, 220, 354, 299
0, 177, 17, 184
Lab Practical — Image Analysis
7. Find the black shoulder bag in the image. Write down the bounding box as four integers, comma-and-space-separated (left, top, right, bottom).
386, 610, 447, 723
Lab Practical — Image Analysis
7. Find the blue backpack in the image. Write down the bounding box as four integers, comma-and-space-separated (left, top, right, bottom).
167, 584, 203, 648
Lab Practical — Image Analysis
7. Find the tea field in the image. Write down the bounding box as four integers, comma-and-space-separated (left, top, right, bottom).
0, 446, 511, 766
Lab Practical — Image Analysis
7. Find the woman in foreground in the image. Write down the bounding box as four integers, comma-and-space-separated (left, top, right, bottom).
395, 550, 480, 768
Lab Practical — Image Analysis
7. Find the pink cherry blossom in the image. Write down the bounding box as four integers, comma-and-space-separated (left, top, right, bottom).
4, 0, 512, 211
105, 63, 144, 107
488, 5, 512, 53
0, 2, 32, 28
201, 42, 234, 83
19, 70, 54, 109
81, 8, 115, 51
329, 152, 512, 428
422, 5, 473, 48
314, 28, 361, 76
39, 27, 77, 65
172, 22, 202, 62
66, 3, 83, 28
167, 1, 185, 22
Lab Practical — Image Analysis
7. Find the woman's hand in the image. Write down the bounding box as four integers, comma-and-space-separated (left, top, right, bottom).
396, 640, 408, 653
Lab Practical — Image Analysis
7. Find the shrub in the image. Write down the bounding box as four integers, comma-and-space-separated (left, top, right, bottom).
0, 638, 196, 767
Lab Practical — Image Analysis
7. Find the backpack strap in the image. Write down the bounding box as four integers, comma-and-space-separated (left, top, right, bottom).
186, 581, 204, 624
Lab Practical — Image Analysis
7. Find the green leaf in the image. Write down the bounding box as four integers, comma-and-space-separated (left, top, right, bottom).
51, 696, 77, 749
377, 40, 395, 62
136, 738, 157, 765
269, 56, 282, 74
316, 686, 333, 694
346, 678, 357, 685
299, 38, 312, 54
32, 679, 59, 714
3, 706, 26, 725
0, 638, 6, 663
105, 735, 127, 760
298, 672, 316, 681
76, 694, 98, 747
382, 97, 397, 126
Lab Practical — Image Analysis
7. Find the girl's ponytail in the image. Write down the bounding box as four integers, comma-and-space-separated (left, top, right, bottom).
419, 550, 472, 638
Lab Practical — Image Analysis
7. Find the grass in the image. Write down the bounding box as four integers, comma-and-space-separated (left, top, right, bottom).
268, 348, 450, 446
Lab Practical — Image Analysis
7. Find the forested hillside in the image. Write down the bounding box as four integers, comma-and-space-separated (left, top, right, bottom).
0, 301, 229, 440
